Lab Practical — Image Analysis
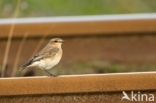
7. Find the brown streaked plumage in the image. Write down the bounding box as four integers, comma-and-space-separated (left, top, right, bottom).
22, 38, 63, 76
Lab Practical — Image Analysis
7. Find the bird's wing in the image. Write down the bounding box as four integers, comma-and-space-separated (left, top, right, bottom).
34, 47, 59, 62
22, 46, 59, 68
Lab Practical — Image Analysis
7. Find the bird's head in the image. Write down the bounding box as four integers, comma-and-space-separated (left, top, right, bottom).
49, 38, 64, 47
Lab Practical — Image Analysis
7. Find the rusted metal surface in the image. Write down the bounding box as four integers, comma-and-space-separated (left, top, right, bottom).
0, 72, 156, 96
0, 14, 156, 39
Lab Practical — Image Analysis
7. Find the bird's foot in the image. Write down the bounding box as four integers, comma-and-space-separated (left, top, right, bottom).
48, 73, 58, 77
44, 69, 58, 77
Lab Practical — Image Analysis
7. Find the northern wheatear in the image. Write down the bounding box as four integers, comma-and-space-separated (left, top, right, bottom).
22, 38, 63, 76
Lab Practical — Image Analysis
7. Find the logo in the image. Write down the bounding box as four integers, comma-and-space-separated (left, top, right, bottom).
122, 91, 154, 102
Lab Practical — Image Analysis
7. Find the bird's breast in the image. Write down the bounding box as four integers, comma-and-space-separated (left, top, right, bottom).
39, 51, 62, 70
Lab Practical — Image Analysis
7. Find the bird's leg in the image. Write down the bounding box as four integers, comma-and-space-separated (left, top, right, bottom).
44, 69, 57, 77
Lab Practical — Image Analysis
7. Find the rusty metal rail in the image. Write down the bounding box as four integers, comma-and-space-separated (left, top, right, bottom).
0, 72, 156, 96
0, 13, 156, 39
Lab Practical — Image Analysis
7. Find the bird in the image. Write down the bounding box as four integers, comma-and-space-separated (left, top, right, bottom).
21, 38, 63, 76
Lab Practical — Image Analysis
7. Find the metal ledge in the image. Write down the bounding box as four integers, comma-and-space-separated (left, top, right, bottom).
0, 13, 156, 39
0, 72, 156, 96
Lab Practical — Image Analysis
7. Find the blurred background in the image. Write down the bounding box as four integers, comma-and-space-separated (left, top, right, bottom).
0, 0, 156, 17
0, 0, 156, 77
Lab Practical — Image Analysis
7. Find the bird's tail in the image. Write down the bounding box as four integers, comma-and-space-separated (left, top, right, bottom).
16, 59, 33, 76
15, 67, 26, 77
21, 64, 27, 70
15, 63, 29, 76
21, 59, 33, 69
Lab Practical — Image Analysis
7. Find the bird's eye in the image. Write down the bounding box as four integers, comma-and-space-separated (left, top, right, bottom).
54, 40, 58, 42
